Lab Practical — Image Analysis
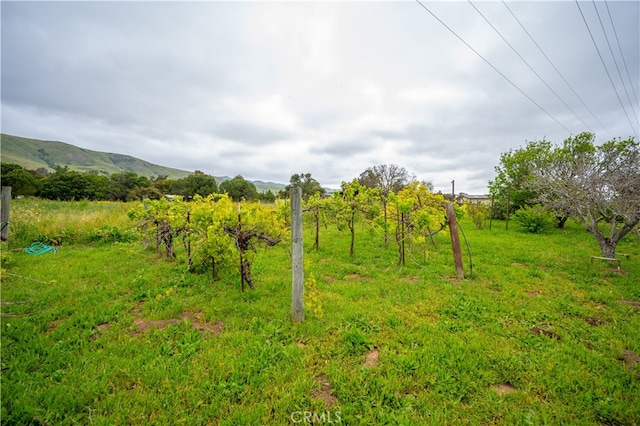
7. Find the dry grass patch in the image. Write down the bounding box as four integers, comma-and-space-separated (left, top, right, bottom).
344, 273, 370, 282
491, 383, 517, 396
583, 317, 607, 326
362, 348, 380, 368
529, 327, 562, 340
620, 350, 640, 372
130, 311, 224, 337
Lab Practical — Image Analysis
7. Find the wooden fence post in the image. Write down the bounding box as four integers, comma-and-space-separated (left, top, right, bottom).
1, 186, 11, 242
291, 186, 304, 323
446, 202, 464, 278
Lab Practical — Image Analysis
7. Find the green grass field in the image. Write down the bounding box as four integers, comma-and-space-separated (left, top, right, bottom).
2, 199, 639, 425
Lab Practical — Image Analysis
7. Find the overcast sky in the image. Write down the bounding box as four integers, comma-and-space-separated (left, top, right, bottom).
2, 1, 638, 193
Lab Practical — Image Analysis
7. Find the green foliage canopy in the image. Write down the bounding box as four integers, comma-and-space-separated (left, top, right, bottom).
219, 176, 259, 202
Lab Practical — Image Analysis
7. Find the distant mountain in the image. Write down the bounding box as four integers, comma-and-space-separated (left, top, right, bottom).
0, 134, 287, 193
1, 134, 193, 179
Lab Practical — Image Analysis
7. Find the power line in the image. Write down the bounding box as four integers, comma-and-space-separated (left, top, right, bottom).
468, 0, 594, 133
413, 0, 573, 134
501, 0, 615, 139
575, 0, 638, 139
603, 0, 640, 121
591, 0, 640, 128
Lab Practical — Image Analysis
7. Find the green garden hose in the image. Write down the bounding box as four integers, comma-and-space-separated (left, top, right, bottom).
25, 242, 57, 255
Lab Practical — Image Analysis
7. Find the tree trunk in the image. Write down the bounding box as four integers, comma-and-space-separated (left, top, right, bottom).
598, 238, 616, 258
555, 215, 568, 229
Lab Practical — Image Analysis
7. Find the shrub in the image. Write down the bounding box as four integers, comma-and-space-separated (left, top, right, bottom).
514, 205, 554, 233
465, 201, 490, 229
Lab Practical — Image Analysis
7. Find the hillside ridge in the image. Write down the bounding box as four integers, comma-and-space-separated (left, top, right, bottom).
0, 134, 286, 193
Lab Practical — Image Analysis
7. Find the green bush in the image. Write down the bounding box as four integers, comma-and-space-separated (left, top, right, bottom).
513, 205, 554, 233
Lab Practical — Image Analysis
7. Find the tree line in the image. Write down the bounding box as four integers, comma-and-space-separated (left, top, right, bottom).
0, 164, 277, 202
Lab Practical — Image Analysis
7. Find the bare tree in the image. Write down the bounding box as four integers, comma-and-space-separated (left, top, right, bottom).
531, 133, 640, 258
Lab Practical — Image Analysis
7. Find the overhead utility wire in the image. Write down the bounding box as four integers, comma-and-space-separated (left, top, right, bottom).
575, 0, 638, 139
592, 1, 640, 128
604, 0, 640, 110
597, 0, 640, 126
501, 0, 614, 139
413, 0, 572, 134
468, 0, 594, 133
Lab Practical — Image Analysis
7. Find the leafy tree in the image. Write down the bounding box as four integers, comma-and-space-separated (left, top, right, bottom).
83, 173, 111, 200
257, 190, 276, 203
169, 171, 218, 198
219, 175, 258, 201
0, 163, 40, 197
39, 170, 90, 201
109, 172, 149, 202
283, 173, 325, 201
489, 140, 552, 219
128, 186, 163, 201
153, 176, 173, 195
530, 133, 640, 258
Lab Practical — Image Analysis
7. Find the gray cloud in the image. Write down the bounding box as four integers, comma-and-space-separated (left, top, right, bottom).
1, 1, 638, 194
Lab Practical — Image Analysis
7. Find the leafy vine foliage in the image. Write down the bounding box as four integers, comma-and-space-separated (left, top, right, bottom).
128, 194, 287, 290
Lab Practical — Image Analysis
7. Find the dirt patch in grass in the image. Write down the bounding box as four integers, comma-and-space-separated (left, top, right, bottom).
525, 291, 541, 297
344, 273, 370, 282
362, 348, 380, 368
313, 375, 338, 408
511, 262, 529, 269
323, 275, 335, 284
607, 269, 628, 275
617, 300, 640, 308
491, 383, 516, 396
46, 319, 65, 334
130, 311, 224, 338
583, 317, 607, 326
620, 350, 640, 372
529, 327, 561, 341
90, 323, 111, 340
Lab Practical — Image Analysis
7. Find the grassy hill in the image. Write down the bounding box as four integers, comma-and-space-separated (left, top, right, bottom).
0, 134, 287, 193
1, 133, 193, 180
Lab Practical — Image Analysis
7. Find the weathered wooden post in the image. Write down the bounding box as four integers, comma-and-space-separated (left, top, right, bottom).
446, 202, 464, 278
291, 186, 304, 323
1, 186, 11, 242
